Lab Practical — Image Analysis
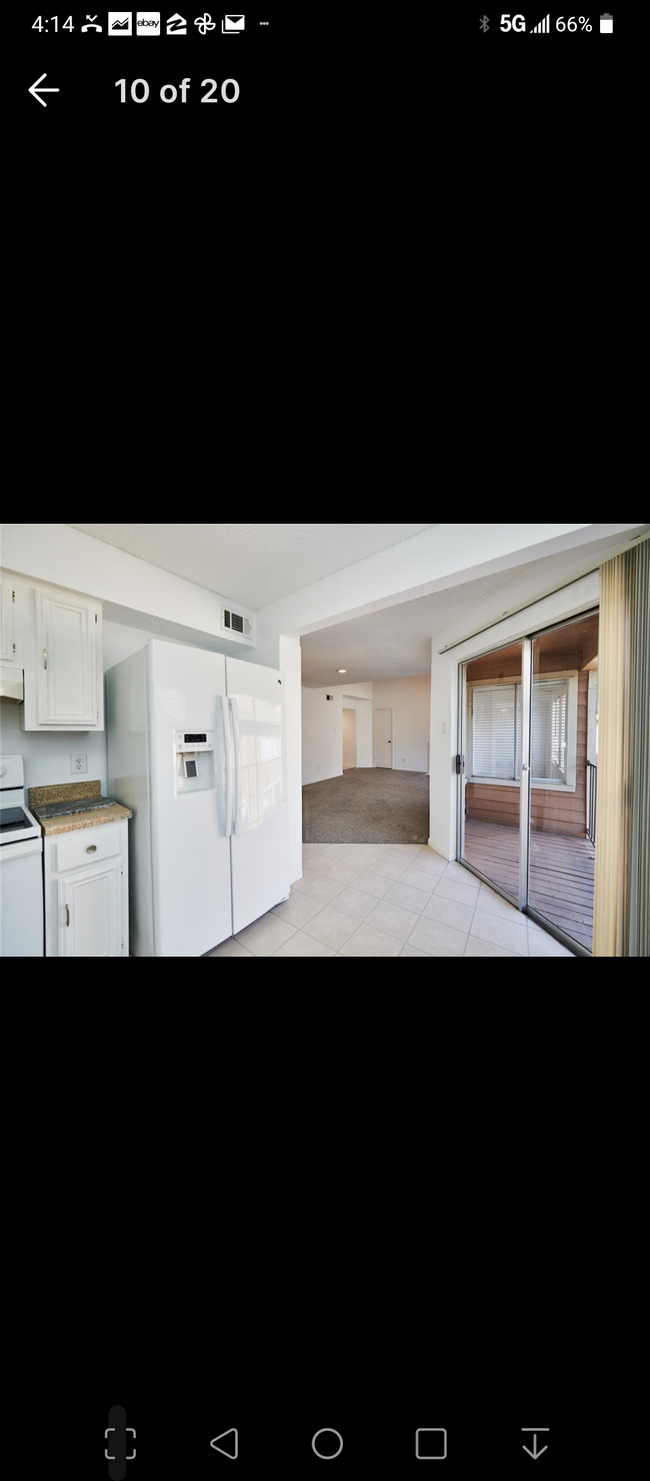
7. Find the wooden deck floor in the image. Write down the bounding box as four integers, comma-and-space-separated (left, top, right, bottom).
463, 819, 595, 952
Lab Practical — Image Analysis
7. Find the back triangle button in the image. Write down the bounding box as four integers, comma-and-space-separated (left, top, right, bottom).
210, 1428, 238, 1459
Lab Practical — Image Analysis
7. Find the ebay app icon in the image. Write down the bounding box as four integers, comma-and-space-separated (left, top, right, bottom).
136, 11, 161, 32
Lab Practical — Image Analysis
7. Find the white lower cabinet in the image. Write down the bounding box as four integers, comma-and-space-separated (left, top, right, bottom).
45, 819, 128, 957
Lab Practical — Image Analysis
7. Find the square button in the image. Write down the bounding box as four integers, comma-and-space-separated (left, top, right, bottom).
416, 1428, 447, 1460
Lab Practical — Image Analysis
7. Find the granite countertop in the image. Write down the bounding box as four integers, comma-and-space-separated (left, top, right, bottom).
29, 781, 132, 837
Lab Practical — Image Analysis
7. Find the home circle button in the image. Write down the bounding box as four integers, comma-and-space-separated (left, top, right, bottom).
312, 1429, 344, 1459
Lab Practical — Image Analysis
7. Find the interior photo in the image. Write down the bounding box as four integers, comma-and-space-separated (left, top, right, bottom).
0, 521, 647, 960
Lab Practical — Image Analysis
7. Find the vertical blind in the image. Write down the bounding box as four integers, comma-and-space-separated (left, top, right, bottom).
594, 537, 649, 957
472, 680, 569, 782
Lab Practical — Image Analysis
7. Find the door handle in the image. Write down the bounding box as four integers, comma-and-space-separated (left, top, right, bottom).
220, 695, 233, 838
230, 697, 242, 835
65, 904, 70, 927
43, 648, 48, 670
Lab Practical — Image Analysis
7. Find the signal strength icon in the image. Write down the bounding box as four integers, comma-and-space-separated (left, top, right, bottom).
531, 13, 551, 30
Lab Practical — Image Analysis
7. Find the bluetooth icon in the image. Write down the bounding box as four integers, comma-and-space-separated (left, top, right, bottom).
479, 14, 490, 30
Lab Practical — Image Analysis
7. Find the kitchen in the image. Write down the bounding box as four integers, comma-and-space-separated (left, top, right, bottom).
0, 527, 289, 958
2, 521, 646, 961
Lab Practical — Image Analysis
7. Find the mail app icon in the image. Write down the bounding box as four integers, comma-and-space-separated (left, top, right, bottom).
222, 14, 245, 32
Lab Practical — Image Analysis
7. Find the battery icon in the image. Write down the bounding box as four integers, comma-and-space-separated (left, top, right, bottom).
600, 13, 613, 31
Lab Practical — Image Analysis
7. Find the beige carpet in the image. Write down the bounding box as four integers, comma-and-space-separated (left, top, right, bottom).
303, 768, 430, 844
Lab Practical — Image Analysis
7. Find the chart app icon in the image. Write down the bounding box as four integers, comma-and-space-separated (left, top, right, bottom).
108, 11, 133, 33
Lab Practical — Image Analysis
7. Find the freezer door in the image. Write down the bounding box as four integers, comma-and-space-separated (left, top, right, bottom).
226, 657, 290, 935
148, 641, 232, 957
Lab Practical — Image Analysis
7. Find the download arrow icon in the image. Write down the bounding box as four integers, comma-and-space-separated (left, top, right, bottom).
522, 1430, 549, 1459
29, 73, 60, 107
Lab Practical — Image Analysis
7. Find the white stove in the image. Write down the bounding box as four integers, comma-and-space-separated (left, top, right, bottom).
0, 755, 44, 956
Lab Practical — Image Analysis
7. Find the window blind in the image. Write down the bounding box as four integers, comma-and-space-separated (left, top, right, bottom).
531, 679, 568, 781
472, 686, 516, 778
472, 678, 570, 783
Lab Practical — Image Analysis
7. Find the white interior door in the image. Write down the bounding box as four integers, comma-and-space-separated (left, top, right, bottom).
342, 708, 357, 769
227, 656, 290, 935
374, 709, 393, 768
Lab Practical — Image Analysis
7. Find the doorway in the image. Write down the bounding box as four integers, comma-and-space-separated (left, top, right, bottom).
374, 708, 393, 768
458, 609, 599, 954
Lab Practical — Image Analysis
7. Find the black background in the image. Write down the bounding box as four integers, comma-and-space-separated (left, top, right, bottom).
20, 4, 628, 474
26, 992, 633, 1477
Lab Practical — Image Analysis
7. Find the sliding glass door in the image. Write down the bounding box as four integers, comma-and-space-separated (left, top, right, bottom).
528, 612, 598, 952
459, 640, 525, 905
458, 610, 599, 953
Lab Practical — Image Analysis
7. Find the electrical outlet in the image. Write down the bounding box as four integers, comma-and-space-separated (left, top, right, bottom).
71, 754, 87, 774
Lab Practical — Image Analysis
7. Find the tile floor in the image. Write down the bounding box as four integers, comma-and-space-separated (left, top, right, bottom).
210, 844, 577, 958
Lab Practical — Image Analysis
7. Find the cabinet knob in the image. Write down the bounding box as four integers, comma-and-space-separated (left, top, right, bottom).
86, 844, 97, 853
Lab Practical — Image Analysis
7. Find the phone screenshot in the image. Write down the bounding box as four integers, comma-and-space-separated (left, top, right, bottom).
25, 10, 279, 135
20, 17, 627, 1473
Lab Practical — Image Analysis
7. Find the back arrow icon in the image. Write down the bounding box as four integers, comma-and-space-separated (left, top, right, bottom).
210, 1428, 238, 1459
523, 1434, 548, 1459
29, 73, 59, 107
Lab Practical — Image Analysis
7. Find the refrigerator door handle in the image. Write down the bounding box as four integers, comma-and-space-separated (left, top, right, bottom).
220, 694, 234, 838
230, 696, 242, 835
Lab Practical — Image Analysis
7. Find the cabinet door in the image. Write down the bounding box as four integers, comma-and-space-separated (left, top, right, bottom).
36, 590, 97, 726
58, 859, 120, 957
0, 578, 14, 661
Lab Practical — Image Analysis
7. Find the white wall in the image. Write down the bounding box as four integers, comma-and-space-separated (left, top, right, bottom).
373, 674, 431, 772
279, 635, 303, 885
103, 621, 187, 671
429, 571, 601, 859
302, 681, 374, 786
0, 699, 108, 794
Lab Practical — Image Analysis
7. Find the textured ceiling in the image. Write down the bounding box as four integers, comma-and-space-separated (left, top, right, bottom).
301, 565, 532, 685
67, 524, 435, 610
299, 525, 650, 685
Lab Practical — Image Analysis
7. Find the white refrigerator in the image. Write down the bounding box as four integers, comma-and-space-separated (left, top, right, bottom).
106, 640, 290, 956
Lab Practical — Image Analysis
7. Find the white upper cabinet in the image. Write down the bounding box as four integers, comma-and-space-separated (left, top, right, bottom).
35, 590, 97, 726
8, 574, 105, 731
0, 578, 15, 662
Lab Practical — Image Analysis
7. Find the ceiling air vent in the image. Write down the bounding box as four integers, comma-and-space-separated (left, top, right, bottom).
222, 607, 252, 638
